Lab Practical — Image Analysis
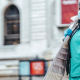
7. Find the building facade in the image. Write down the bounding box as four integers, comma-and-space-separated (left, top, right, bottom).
0, 0, 67, 59
0, 0, 54, 59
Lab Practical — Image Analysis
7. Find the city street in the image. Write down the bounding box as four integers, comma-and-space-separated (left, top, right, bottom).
0, 0, 78, 80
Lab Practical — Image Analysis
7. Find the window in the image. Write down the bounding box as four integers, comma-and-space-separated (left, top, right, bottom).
4, 5, 20, 45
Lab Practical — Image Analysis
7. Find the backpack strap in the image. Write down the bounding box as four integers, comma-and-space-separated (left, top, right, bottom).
66, 25, 80, 75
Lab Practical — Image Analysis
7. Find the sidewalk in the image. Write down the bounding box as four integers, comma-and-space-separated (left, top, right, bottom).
0, 76, 44, 80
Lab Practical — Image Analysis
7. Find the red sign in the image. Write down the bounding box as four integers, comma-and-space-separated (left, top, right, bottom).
30, 61, 45, 75
61, 0, 78, 24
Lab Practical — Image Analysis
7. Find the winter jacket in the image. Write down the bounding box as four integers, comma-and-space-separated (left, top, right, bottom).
43, 15, 78, 80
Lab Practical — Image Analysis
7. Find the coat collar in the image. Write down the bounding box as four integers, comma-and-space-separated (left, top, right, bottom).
70, 15, 78, 22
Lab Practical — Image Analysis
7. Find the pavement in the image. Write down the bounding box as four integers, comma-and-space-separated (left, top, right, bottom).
0, 76, 44, 80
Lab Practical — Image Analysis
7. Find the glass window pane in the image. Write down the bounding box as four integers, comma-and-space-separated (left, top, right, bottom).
4, 5, 20, 45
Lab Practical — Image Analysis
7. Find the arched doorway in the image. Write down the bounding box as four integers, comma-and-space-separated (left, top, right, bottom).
4, 5, 20, 45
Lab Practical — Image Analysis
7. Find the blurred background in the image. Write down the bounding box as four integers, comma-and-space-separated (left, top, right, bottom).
0, 0, 79, 80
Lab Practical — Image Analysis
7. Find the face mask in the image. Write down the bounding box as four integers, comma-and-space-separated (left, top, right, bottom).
78, 11, 80, 18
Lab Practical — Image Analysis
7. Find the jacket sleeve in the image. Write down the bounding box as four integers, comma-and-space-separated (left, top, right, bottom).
43, 48, 68, 80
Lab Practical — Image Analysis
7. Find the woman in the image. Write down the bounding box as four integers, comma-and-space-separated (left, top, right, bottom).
44, 2, 80, 80
64, 3, 80, 80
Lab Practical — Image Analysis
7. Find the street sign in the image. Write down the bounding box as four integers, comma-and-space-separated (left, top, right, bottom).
19, 61, 30, 76
30, 61, 45, 75
19, 59, 53, 80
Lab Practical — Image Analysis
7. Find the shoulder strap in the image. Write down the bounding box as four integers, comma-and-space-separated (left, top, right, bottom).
70, 26, 79, 39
